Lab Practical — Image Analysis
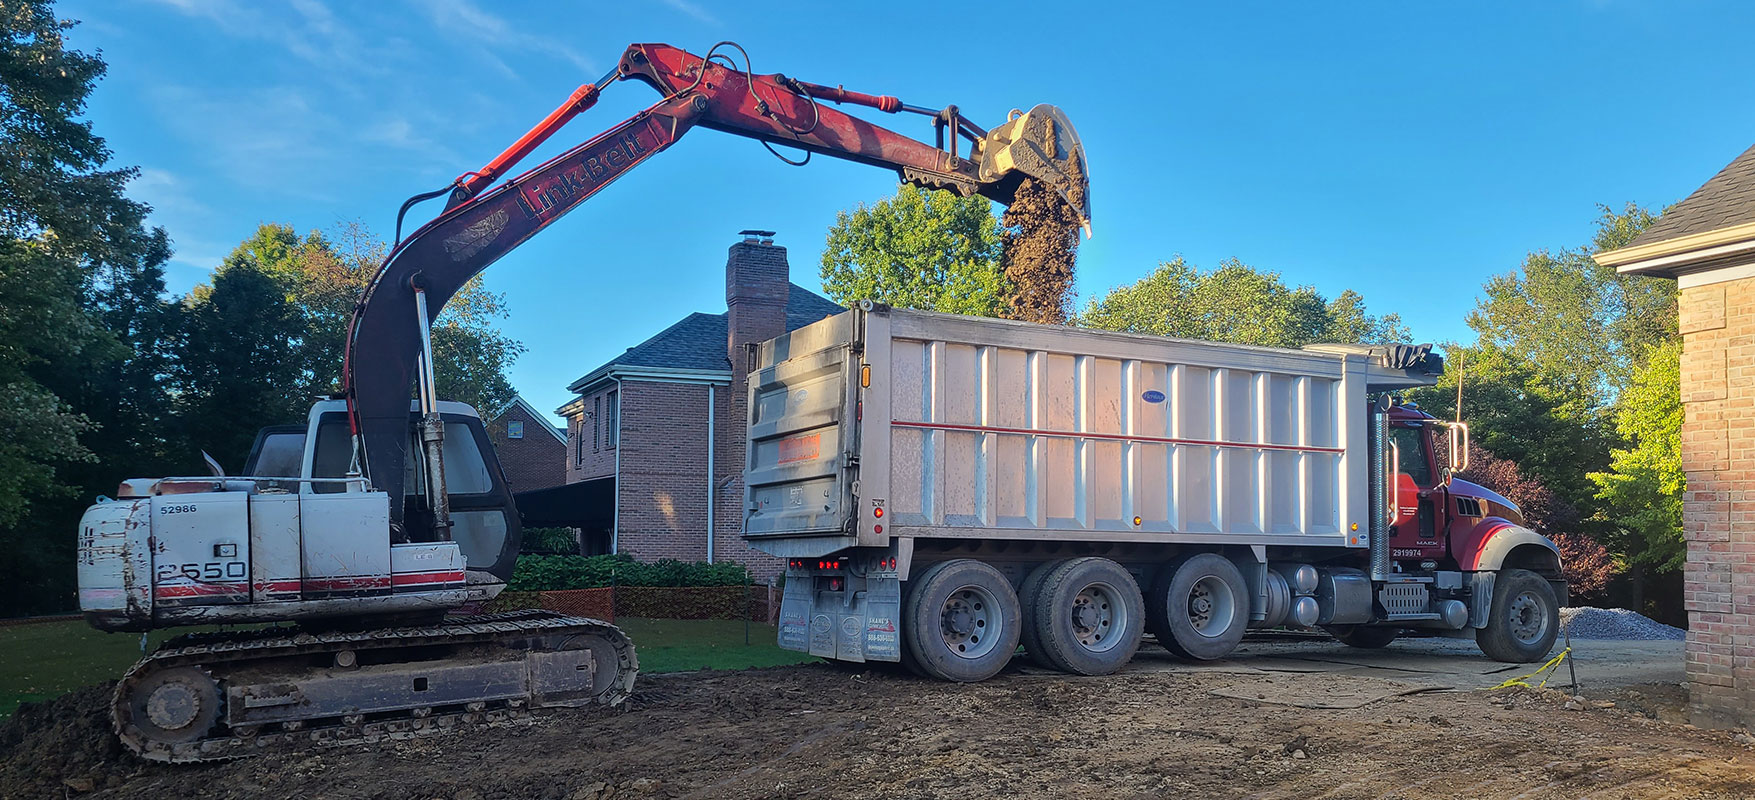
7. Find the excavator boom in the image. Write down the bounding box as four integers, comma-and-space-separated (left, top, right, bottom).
345, 41, 1093, 544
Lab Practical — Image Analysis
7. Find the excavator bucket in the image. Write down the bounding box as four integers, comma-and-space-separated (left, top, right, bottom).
977, 104, 1093, 236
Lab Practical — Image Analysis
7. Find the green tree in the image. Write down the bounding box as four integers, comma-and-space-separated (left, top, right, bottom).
430, 275, 522, 411
1407, 343, 1612, 509
820, 185, 1008, 316
1077, 257, 1409, 347
181, 222, 526, 460
0, 1, 177, 614
1589, 341, 1684, 574
174, 259, 315, 468
1469, 203, 1672, 422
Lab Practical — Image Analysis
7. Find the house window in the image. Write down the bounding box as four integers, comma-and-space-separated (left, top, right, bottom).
508, 420, 524, 439
592, 396, 601, 452
575, 419, 585, 465
605, 390, 618, 449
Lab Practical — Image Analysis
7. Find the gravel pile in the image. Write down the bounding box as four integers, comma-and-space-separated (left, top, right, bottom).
1560, 607, 1686, 641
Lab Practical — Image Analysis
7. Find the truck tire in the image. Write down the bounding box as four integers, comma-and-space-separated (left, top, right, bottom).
1477, 568, 1560, 663
902, 559, 1021, 682
1146, 553, 1249, 661
1325, 625, 1400, 649
1017, 560, 1061, 669
1024, 557, 1145, 676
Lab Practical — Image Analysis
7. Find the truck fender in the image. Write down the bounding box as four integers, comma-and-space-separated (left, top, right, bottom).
1469, 523, 1560, 573
1463, 523, 1564, 629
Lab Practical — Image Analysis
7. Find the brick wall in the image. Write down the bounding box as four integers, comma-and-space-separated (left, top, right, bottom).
485, 402, 565, 493
1678, 276, 1755, 728
612, 380, 717, 562
564, 385, 619, 483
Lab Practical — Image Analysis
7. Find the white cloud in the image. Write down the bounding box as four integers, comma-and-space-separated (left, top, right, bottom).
415, 0, 598, 77
143, 0, 402, 82
655, 0, 719, 26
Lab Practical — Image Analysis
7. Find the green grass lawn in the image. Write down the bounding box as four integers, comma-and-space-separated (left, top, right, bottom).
0, 616, 812, 719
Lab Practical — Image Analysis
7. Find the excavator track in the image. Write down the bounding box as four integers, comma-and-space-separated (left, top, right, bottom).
111, 609, 637, 763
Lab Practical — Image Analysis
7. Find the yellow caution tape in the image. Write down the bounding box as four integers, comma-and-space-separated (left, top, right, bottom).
1485, 646, 1571, 691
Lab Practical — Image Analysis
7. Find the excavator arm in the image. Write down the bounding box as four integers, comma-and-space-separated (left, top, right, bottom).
344, 41, 1092, 542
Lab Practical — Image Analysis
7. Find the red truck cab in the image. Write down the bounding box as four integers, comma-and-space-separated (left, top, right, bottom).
1386, 403, 1567, 604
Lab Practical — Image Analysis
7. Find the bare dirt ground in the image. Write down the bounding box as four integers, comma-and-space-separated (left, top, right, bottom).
3, 639, 1752, 800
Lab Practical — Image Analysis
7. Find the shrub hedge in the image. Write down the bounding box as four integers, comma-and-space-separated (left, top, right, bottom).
520, 526, 579, 555
508, 554, 751, 591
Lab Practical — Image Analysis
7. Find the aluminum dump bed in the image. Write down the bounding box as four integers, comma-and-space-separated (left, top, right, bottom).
743, 303, 1439, 557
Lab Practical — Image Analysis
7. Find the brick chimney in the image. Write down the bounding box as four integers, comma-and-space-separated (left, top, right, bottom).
725, 229, 789, 368
717, 231, 789, 567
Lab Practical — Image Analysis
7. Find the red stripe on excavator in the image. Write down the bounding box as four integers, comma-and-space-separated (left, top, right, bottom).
392, 570, 466, 587
303, 576, 394, 591
889, 420, 1347, 454
153, 583, 248, 598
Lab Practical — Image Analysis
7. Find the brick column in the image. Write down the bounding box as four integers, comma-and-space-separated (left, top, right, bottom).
1679, 277, 1753, 727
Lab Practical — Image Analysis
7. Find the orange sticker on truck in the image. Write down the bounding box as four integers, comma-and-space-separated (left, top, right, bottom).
778, 433, 822, 465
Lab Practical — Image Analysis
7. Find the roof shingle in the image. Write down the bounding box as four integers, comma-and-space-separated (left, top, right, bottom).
1627, 143, 1755, 248
566, 284, 843, 392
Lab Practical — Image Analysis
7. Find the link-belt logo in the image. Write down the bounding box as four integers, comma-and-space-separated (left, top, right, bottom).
513, 131, 649, 220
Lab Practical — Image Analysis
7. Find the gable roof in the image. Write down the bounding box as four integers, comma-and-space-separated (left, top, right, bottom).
1627, 143, 1755, 248
487, 394, 568, 444
564, 284, 843, 394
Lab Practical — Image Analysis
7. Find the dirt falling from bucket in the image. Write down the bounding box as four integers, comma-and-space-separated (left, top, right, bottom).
1000, 178, 1082, 325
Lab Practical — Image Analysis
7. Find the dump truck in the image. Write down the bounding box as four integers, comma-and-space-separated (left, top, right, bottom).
744, 303, 1567, 681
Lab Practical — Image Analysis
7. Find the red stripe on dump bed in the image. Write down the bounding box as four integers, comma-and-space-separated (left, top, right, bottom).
890, 420, 1346, 454
392, 570, 466, 587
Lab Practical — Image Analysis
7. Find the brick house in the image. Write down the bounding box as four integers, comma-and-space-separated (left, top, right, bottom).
484, 394, 567, 493
547, 231, 842, 577
1595, 143, 1755, 728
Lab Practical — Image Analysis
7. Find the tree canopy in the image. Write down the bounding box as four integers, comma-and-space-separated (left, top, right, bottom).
1077, 257, 1409, 348
1589, 341, 1684, 574
0, 1, 175, 612
819, 185, 1008, 317
177, 221, 527, 466
0, 4, 526, 614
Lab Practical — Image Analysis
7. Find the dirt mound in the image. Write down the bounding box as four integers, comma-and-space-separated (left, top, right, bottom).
0, 682, 146, 796
1000, 178, 1081, 325
1562, 606, 1686, 641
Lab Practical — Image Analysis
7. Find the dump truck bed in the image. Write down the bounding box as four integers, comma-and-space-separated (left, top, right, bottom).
744, 304, 1435, 559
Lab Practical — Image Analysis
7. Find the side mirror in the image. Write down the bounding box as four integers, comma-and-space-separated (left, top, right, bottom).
1441, 421, 1469, 485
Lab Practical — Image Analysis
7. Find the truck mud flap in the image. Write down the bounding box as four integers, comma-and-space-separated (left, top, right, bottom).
775, 574, 902, 663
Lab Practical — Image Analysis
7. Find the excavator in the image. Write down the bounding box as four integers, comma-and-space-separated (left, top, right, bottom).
74, 41, 1092, 762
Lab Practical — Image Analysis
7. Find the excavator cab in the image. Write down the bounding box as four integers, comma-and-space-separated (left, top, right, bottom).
244, 400, 523, 577
78, 400, 517, 633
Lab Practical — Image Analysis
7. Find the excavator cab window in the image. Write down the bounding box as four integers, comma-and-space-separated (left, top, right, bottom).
243, 425, 307, 492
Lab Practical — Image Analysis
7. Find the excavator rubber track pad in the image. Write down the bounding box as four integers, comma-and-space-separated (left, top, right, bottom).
111, 609, 637, 763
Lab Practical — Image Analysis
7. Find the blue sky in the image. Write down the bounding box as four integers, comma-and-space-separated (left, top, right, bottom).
63, 0, 1755, 424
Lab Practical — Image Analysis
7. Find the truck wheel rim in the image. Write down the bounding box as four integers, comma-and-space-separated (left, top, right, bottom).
939, 584, 1001, 659
1072, 581, 1126, 652
1187, 575, 1236, 638
1508, 591, 1548, 645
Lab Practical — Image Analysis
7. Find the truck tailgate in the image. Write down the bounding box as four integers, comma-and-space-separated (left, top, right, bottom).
744, 313, 857, 537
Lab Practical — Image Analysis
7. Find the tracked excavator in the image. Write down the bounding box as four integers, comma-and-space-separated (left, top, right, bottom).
74, 41, 1092, 762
